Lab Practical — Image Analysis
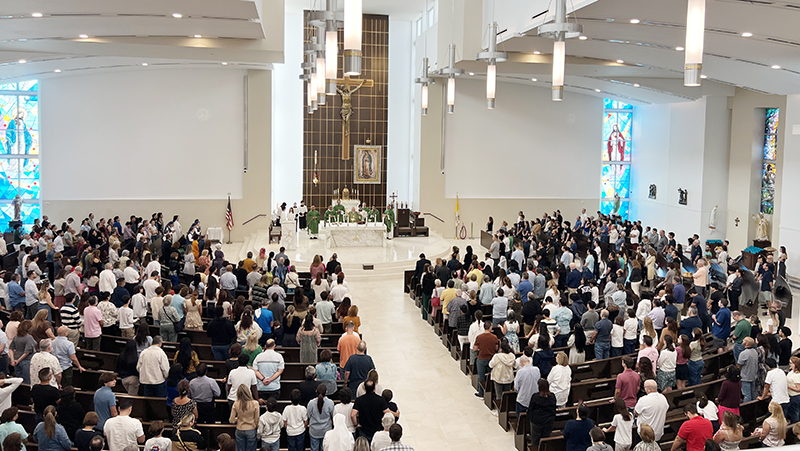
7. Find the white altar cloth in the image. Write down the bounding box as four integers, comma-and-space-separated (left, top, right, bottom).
322, 223, 386, 248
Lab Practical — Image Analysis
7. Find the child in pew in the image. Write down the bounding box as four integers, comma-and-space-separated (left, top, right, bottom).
143, 421, 171, 451
603, 398, 633, 451
382, 389, 399, 421
258, 398, 282, 451
215, 434, 234, 451
74, 412, 101, 451
282, 389, 307, 451
697, 393, 719, 432
587, 427, 613, 451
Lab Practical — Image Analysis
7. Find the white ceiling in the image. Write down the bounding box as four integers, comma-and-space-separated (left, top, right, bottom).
284, 0, 429, 21
484, 0, 800, 104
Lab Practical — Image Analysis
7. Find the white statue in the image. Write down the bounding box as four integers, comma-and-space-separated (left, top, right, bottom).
709, 205, 718, 230
12, 194, 21, 221
753, 212, 769, 241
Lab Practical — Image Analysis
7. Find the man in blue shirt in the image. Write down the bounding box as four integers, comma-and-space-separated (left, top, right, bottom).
8, 274, 24, 311
759, 263, 774, 307
664, 295, 679, 322
566, 263, 582, 293
553, 298, 574, 348
712, 298, 731, 353
690, 289, 710, 333
592, 309, 613, 360
93, 372, 118, 431
673, 278, 686, 306
680, 306, 703, 338
517, 272, 533, 302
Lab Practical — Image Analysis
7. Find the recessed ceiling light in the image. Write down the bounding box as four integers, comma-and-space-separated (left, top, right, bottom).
468, 72, 474, 76
676, 46, 684, 51
630, 19, 640, 24
633, 83, 640, 87
741, 32, 753, 37
595, 89, 601, 92
172, 13, 183, 18
221, 62, 228, 65
772, 65, 781, 69
700, 75, 707, 79
579, 36, 588, 40
616, 60, 624, 64
141, 63, 148, 66
531, 78, 537, 82
533, 51, 541, 55
194, 35, 202, 38
79, 34, 89, 39
54, 69, 61, 73
31, 12, 43, 18
17, 60, 26, 64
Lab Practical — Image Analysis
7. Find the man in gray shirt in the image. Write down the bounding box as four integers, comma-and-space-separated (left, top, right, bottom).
738, 337, 758, 403
479, 276, 495, 305
490, 289, 509, 327
581, 301, 599, 336
532, 268, 547, 300
220, 265, 237, 297
189, 363, 221, 424
315, 291, 336, 333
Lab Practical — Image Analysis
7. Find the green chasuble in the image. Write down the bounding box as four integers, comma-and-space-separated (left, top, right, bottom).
324, 209, 335, 223
307, 210, 320, 234
332, 205, 346, 222
383, 208, 395, 233
347, 210, 360, 223
368, 208, 380, 222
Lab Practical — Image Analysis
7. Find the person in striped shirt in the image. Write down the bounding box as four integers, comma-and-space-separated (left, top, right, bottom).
59, 293, 82, 347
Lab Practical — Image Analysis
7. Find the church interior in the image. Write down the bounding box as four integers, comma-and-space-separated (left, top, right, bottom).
0, 0, 799, 450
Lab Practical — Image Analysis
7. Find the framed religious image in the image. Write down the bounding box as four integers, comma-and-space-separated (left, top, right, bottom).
354, 145, 381, 184
648, 184, 657, 200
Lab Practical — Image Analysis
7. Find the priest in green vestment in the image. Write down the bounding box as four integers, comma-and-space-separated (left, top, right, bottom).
383, 206, 395, 235
332, 200, 346, 223
368, 207, 380, 223
347, 207, 361, 223
306, 206, 320, 238
324, 206, 336, 225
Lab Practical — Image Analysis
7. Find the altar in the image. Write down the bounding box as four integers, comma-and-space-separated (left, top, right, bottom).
322, 223, 386, 248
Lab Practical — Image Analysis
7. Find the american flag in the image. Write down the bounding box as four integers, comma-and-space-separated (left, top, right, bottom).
225, 195, 234, 231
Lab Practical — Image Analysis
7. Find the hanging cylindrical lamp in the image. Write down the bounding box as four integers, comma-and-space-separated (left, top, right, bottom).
415, 57, 434, 116
343, 0, 362, 75
326, 29, 338, 94
537, 0, 582, 101
310, 72, 318, 110
439, 44, 464, 114
476, 22, 509, 109
447, 78, 456, 113
684, 0, 706, 86
315, 35, 327, 105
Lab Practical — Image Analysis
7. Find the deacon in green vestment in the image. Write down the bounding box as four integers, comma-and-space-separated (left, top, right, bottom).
347, 208, 361, 223
368, 207, 380, 223
324, 207, 335, 225
383, 206, 395, 234
306, 206, 320, 238
332, 201, 346, 223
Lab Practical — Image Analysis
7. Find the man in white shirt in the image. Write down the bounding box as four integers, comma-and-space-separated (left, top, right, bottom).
0, 373, 23, 414
99, 263, 117, 294
227, 354, 259, 406
29, 339, 63, 388
24, 271, 38, 319
53, 232, 64, 253
634, 379, 669, 441
123, 260, 140, 294
759, 358, 790, 412
142, 272, 160, 301
329, 280, 349, 304
103, 398, 145, 451
467, 311, 484, 365
137, 336, 170, 397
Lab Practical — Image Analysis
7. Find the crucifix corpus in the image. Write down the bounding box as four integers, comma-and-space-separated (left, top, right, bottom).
336, 76, 374, 160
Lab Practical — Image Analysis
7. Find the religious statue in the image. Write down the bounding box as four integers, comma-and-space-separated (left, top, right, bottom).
612, 193, 621, 215
6, 110, 33, 155
306, 205, 320, 239
753, 212, 769, 241
383, 205, 395, 237
337, 80, 365, 137
12, 194, 21, 221
607, 123, 626, 161
709, 205, 718, 230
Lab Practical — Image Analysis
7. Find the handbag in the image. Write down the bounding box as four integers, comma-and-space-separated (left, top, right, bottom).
431, 295, 441, 307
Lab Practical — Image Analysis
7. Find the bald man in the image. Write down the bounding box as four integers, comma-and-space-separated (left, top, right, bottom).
343, 341, 375, 394
51, 326, 85, 388
634, 379, 669, 441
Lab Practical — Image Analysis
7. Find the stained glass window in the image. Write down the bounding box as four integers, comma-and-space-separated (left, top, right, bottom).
602, 99, 632, 219
0, 81, 39, 228
761, 108, 778, 214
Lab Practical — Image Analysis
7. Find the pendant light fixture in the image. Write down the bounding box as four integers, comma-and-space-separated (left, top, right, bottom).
537, 0, 582, 101
314, 32, 327, 105
415, 57, 434, 116
343, 0, 362, 75
684, 0, 706, 86
326, 28, 338, 94
476, 21, 508, 109
309, 0, 342, 95
440, 44, 464, 114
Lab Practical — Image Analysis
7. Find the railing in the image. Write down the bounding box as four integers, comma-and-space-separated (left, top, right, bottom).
422, 212, 445, 223
242, 214, 268, 226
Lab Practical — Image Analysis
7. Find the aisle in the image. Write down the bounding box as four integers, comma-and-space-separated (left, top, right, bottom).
350, 271, 516, 451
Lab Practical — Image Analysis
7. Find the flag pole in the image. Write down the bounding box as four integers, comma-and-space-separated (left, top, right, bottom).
226, 193, 233, 244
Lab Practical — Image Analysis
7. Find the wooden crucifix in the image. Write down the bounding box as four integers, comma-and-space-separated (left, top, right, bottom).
336, 76, 374, 160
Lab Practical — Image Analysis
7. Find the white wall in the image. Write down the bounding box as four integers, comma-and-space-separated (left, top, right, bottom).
443, 78, 602, 199
387, 20, 414, 206
41, 68, 245, 200
271, 12, 304, 207
778, 94, 800, 279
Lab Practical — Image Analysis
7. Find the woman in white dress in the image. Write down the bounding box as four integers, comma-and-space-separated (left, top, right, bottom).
548, 352, 572, 407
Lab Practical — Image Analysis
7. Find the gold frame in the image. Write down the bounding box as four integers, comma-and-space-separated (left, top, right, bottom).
354, 145, 381, 184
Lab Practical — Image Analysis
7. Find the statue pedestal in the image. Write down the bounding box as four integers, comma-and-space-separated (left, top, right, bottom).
7, 220, 21, 231
754, 239, 772, 249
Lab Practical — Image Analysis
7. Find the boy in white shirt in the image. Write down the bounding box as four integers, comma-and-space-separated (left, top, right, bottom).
118, 296, 137, 338
282, 389, 308, 451
143, 421, 171, 451
258, 398, 282, 451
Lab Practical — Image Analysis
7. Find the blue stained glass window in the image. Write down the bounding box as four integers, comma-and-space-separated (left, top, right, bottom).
0, 81, 40, 229
761, 109, 778, 214
601, 99, 632, 219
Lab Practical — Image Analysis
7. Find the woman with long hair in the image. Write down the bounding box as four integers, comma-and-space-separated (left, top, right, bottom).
241, 332, 262, 366
676, 334, 692, 390
640, 317, 657, 347
310, 255, 325, 281
183, 291, 203, 330
356, 370, 383, 398
172, 380, 198, 430
311, 271, 329, 303
568, 323, 586, 364
688, 328, 706, 386
637, 358, 656, 398
342, 305, 361, 333
205, 266, 219, 302
235, 308, 262, 345
528, 378, 557, 445
297, 314, 321, 364
502, 311, 521, 353
548, 352, 572, 408
656, 334, 677, 392
335, 298, 351, 322
229, 385, 258, 451
697, 393, 719, 431
52, 270, 67, 309
283, 305, 300, 347
713, 411, 743, 450
116, 340, 141, 395
9, 320, 35, 384
717, 366, 742, 418
174, 337, 200, 380
603, 398, 633, 451
658, 317, 680, 351
134, 321, 152, 354
173, 413, 205, 451
758, 402, 787, 447
31, 309, 55, 346
533, 334, 554, 378
32, 406, 71, 451
307, 384, 334, 451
